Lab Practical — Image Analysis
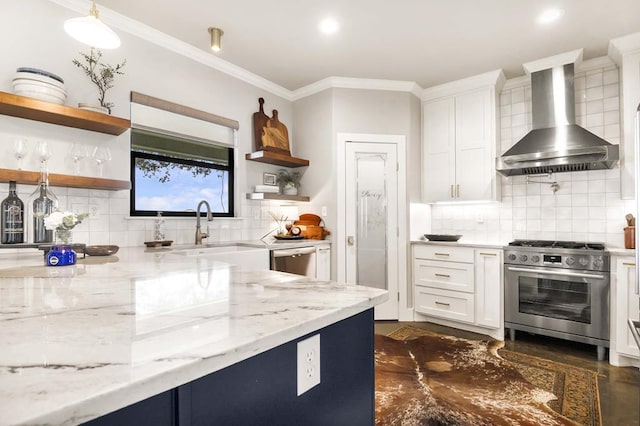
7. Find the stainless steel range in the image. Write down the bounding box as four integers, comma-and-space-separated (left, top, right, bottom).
504, 239, 610, 360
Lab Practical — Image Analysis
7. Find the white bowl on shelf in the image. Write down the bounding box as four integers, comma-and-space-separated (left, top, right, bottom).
13, 81, 67, 99
13, 90, 65, 105
13, 72, 66, 90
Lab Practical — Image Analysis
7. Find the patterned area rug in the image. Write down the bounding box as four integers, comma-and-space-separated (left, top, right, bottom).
377, 326, 601, 426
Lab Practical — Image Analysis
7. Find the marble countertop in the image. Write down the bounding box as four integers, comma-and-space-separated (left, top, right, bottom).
411, 239, 506, 249
0, 247, 386, 425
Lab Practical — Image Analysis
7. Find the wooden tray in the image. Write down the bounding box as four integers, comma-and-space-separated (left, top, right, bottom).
144, 240, 173, 247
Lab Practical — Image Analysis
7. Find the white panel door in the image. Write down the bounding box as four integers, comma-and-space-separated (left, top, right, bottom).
345, 142, 399, 319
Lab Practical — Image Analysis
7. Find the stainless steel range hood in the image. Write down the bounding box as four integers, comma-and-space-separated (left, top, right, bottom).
496, 63, 619, 177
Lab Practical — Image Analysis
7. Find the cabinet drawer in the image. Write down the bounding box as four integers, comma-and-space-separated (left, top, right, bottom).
413, 259, 474, 292
413, 245, 474, 263
415, 287, 475, 323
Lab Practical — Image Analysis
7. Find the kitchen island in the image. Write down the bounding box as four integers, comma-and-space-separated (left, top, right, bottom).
0, 247, 387, 425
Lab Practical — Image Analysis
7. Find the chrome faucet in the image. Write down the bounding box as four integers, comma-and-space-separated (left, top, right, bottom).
195, 200, 212, 245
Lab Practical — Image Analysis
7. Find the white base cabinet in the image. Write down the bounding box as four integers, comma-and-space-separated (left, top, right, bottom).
315, 244, 331, 281
610, 255, 640, 367
412, 244, 503, 340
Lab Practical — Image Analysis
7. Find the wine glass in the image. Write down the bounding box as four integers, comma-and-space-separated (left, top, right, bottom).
14, 138, 28, 170
35, 140, 52, 171
92, 146, 111, 177
69, 143, 89, 175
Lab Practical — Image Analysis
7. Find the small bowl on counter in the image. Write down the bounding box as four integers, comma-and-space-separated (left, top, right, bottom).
85, 245, 119, 256
423, 234, 462, 242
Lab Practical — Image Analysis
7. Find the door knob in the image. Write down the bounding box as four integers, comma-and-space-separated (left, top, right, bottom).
347, 236, 355, 246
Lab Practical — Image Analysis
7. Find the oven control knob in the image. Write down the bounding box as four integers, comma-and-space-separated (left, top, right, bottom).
566, 257, 575, 266
508, 254, 517, 261
593, 257, 603, 269
519, 254, 528, 262
579, 257, 589, 266
531, 255, 540, 263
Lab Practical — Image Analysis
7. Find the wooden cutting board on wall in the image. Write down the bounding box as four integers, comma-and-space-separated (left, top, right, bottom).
252, 97, 270, 152
252, 98, 291, 155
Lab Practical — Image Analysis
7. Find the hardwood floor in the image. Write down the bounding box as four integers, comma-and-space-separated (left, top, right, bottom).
374, 321, 640, 426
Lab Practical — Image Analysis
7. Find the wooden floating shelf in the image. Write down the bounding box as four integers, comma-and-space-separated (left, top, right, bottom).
0, 168, 130, 191
246, 192, 310, 202
245, 150, 309, 168
0, 91, 130, 135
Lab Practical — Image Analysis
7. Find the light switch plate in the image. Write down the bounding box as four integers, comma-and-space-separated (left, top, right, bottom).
297, 334, 320, 396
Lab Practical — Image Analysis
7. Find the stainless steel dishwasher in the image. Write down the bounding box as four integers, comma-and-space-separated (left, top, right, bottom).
270, 246, 317, 278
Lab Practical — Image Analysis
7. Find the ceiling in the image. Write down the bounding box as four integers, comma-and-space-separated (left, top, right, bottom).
98, 0, 640, 91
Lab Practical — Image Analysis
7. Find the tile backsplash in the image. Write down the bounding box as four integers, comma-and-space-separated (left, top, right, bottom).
431, 61, 636, 248
0, 183, 284, 247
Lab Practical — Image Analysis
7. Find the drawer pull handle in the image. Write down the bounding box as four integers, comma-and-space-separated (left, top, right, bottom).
479, 252, 497, 256
434, 252, 450, 256
435, 273, 450, 278
435, 301, 450, 307
450, 185, 454, 198
623, 262, 636, 267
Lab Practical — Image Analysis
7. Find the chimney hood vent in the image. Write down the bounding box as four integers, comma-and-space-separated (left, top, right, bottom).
496, 63, 619, 177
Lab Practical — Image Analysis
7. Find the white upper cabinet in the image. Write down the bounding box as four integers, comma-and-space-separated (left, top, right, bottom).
422, 70, 505, 203
609, 33, 640, 200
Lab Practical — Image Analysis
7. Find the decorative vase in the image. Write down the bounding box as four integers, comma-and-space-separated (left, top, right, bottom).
283, 184, 298, 196
55, 228, 73, 245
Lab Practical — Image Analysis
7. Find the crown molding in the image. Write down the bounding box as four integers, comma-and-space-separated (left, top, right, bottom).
609, 32, 640, 65
49, 0, 425, 102
291, 77, 422, 101
422, 69, 505, 101
522, 49, 583, 75
48, 0, 293, 100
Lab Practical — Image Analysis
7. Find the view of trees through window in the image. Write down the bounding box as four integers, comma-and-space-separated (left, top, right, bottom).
130, 129, 233, 216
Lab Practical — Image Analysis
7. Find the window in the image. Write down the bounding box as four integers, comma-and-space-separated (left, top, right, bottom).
130, 128, 234, 217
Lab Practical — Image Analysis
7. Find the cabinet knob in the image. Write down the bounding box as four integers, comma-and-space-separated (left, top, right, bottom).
347, 236, 355, 246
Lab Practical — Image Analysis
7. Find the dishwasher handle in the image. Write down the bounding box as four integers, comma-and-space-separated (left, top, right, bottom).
271, 246, 316, 257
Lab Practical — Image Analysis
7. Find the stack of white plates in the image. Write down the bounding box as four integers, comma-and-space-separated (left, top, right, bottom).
12, 67, 67, 105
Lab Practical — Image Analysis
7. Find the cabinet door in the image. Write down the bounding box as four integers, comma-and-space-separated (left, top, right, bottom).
615, 258, 640, 358
474, 249, 502, 329
316, 244, 331, 281
455, 88, 493, 201
423, 97, 455, 202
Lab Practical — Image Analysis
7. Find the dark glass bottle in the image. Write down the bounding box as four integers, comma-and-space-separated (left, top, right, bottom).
1, 181, 24, 244
33, 182, 55, 243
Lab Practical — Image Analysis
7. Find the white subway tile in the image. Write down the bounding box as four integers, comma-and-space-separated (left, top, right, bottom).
571, 220, 589, 232
512, 102, 525, 115
603, 69, 619, 84
512, 113, 526, 127
587, 180, 606, 193
586, 113, 604, 128
571, 181, 589, 194
604, 124, 620, 138
586, 71, 603, 88
572, 193, 589, 206
586, 100, 604, 115
572, 207, 589, 219
603, 83, 619, 99
574, 76, 586, 91
588, 206, 606, 219
603, 97, 619, 112
586, 86, 603, 101
588, 193, 606, 206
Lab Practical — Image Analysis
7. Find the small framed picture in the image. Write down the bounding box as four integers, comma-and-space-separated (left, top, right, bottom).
263, 172, 277, 186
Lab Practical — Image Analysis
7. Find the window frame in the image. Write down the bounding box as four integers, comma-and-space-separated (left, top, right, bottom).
129, 148, 235, 218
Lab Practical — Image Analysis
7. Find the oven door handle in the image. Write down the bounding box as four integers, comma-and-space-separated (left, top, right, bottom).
506, 266, 606, 280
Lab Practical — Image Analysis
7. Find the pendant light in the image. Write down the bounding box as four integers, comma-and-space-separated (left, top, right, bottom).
208, 27, 224, 52
64, 0, 121, 49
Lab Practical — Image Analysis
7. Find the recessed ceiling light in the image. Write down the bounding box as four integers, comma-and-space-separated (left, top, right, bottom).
537, 8, 564, 24
319, 18, 339, 34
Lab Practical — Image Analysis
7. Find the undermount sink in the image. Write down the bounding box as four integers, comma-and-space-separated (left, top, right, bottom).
169, 243, 269, 270
171, 244, 260, 256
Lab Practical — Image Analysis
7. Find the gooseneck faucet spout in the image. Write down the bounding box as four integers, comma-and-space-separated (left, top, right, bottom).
195, 200, 212, 245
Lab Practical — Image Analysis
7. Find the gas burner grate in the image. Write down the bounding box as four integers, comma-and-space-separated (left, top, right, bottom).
508, 240, 605, 251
